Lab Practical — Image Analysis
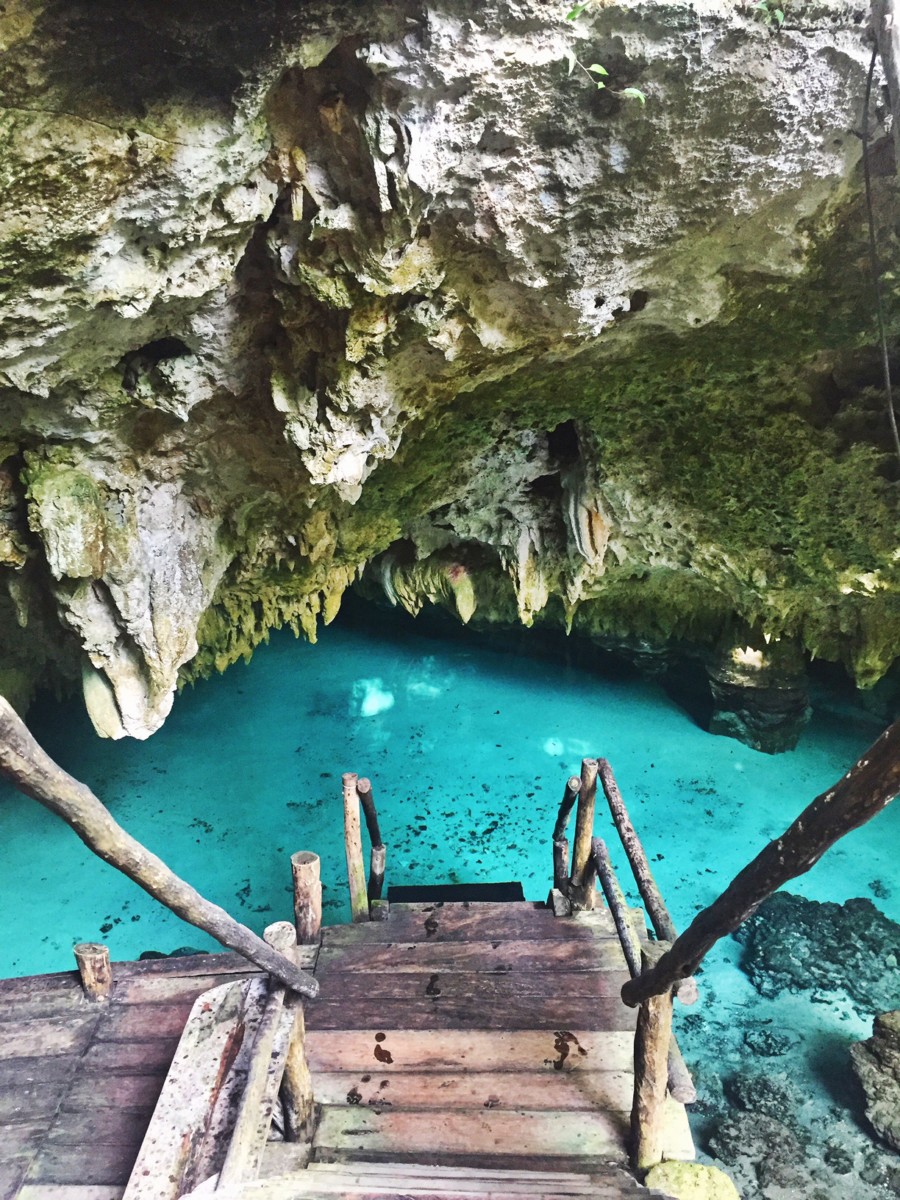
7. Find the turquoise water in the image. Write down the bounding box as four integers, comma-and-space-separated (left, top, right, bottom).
1, 603, 894, 980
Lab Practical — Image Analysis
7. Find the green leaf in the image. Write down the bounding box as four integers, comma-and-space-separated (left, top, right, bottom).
566, 4, 588, 19
619, 87, 646, 104
563, 50, 577, 75
595, 80, 606, 89
773, 8, 785, 24
588, 63, 608, 75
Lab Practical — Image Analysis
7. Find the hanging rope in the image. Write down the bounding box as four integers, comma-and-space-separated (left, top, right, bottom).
862, 43, 900, 467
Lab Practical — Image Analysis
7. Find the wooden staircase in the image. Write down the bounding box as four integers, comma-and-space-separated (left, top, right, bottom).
126, 899, 692, 1198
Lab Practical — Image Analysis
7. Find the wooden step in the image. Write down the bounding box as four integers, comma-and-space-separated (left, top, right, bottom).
304, 994, 636, 1032
315, 940, 628, 976
313, 1105, 631, 1159
310, 1068, 634, 1111
322, 905, 617, 945
305, 1029, 634, 1074
311, 969, 630, 1003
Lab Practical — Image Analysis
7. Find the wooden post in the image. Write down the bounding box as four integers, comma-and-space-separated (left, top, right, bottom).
73, 942, 111, 1001
368, 844, 387, 904
356, 777, 383, 847
0, 699, 317, 998
342, 772, 369, 922
593, 840, 696, 1104
569, 758, 599, 908
291, 851, 322, 945
553, 775, 582, 840
631, 948, 674, 1173
552, 836, 570, 892
270, 923, 316, 1146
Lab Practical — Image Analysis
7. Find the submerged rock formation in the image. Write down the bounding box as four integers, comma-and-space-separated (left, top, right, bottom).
0, 0, 897, 739
851, 1010, 900, 1152
734, 892, 900, 1014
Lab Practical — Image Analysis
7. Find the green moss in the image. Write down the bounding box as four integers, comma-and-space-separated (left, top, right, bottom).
329, 187, 898, 685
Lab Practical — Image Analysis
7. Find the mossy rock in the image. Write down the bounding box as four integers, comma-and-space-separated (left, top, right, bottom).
645, 1161, 741, 1200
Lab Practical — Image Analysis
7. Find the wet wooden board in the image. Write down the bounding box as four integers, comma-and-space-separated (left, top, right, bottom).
44, 1108, 148, 1148
311, 1068, 635, 1111
92, 1003, 196, 1042
18, 1189, 125, 1200
81, 1039, 182, 1074
322, 907, 616, 945
60, 1074, 166, 1114
0, 1014, 100, 1060
311, 968, 630, 1003
312, 1105, 632, 1159
316, 939, 628, 975
304, 995, 636, 1032
305, 1029, 635, 1074
20, 1143, 137, 1187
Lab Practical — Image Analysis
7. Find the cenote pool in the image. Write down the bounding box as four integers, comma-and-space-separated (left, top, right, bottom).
2, 602, 898, 1192
2, 603, 894, 978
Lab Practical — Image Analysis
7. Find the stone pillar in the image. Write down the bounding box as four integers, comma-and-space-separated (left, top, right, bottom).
706, 638, 811, 753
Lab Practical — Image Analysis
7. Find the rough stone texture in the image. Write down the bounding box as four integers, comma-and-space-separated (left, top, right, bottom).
0, 0, 898, 737
644, 1161, 740, 1200
851, 1010, 900, 1152
734, 893, 900, 1015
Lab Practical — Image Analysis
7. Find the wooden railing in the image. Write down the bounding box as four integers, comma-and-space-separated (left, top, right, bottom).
341, 771, 388, 921
551, 756, 696, 1171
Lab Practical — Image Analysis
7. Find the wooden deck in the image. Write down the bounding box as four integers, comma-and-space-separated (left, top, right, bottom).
0, 901, 693, 1198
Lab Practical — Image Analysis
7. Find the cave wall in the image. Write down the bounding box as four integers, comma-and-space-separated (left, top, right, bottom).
0, 0, 897, 742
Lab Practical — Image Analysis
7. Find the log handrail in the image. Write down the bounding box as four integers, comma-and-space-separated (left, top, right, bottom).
622, 717, 900, 1007
342, 772, 388, 919
597, 759, 698, 1006
0, 697, 317, 997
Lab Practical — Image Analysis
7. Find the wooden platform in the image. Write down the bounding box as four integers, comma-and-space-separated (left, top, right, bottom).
0, 901, 693, 1198
0, 952, 271, 1200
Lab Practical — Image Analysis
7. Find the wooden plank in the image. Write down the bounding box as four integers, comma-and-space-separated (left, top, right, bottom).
303, 1159, 596, 1180
93, 1003, 194, 1042
21, 1142, 137, 1186
18, 1188, 125, 1200
112, 953, 264, 980
0, 972, 82, 1000
305, 1030, 634, 1074
311, 969, 630, 1003
60, 1074, 165, 1114
0, 990, 92, 1021
304, 995, 636, 1032
0, 1120, 46, 1162
113, 972, 257, 1007
322, 906, 616, 945
82, 1039, 180, 1074
0, 1056, 77, 1087
0, 1170, 30, 1200
122, 978, 268, 1199
312, 1069, 635, 1111
312, 1105, 631, 1159
0, 1078, 69, 1122
316, 940, 629, 975
45, 1107, 148, 1148
0, 1014, 100, 1060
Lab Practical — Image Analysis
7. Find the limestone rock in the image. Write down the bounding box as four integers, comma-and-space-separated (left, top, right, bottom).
0, 0, 897, 738
644, 1162, 740, 1200
734, 893, 900, 1015
851, 1010, 900, 1151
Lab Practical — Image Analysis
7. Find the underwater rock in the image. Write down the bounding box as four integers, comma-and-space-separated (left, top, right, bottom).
0, 0, 897, 738
706, 639, 811, 754
734, 893, 900, 1014
707, 1111, 809, 1193
644, 1162, 740, 1200
850, 1010, 900, 1152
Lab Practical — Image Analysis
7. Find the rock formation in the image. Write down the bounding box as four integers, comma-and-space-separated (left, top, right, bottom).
851, 1010, 900, 1152
0, 0, 897, 740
